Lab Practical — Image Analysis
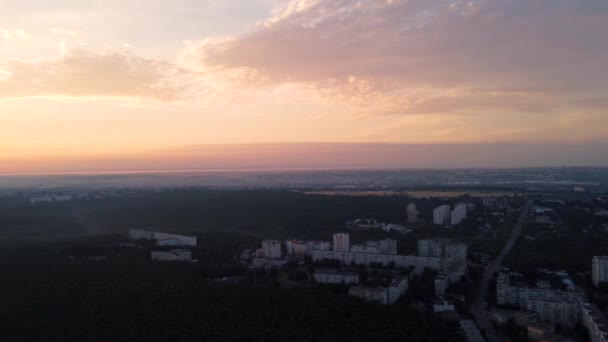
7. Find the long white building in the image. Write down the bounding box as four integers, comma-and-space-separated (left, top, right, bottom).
581, 303, 608, 342
460, 320, 485, 342
593, 256, 608, 287
312, 249, 442, 269
155, 232, 197, 247
349, 286, 388, 304
496, 272, 586, 327
285, 239, 330, 256
151, 249, 192, 261
313, 269, 359, 284
351, 239, 397, 255
128, 229, 197, 246
433, 205, 451, 225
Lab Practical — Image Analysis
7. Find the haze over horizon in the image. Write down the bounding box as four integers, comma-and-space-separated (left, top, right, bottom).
2, 0, 607, 173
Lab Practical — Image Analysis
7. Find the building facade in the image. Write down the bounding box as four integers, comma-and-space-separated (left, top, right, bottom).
419, 239, 468, 282
333, 233, 350, 252
388, 276, 409, 304
129, 229, 197, 246
262, 239, 282, 259
581, 303, 608, 342
418, 239, 442, 257
435, 273, 448, 297
451, 203, 468, 225
433, 205, 451, 225
313, 269, 359, 284
459, 320, 485, 342
285, 240, 331, 256
312, 250, 442, 269
593, 256, 608, 287
151, 249, 192, 261
407, 203, 419, 223
349, 286, 388, 304
496, 272, 585, 327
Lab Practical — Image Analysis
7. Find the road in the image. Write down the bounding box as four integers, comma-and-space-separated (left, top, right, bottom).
470, 200, 532, 341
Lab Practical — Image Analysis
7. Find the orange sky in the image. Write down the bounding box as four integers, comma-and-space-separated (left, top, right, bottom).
1, 0, 607, 173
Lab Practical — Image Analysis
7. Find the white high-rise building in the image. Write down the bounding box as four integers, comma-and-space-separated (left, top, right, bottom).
333, 233, 350, 252
407, 203, 418, 223
433, 205, 451, 225
592, 256, 608, 287
262, 239, 282, 259
450, 203, 467, 225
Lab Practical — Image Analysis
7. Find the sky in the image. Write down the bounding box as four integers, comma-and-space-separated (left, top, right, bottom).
1, 0, 607, 173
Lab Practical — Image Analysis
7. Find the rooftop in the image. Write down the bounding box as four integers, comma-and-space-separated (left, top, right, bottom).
500, 270, 581, 292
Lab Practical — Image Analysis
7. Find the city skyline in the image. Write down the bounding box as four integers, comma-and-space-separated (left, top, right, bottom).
1, 0, 607, 173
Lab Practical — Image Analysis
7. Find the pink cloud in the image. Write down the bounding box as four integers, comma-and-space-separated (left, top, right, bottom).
183, 0, 608, 114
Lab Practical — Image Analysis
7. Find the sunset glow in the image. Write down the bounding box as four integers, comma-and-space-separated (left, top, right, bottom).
1, 0, 607, 173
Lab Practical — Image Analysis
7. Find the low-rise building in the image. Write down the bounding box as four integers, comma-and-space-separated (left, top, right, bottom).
514, 310, 540, 327
581, 303, 608, 342
349, 286, 388, 305
151, 249, 192, 261
482, 196, 508, 209
526, 323, 555, 342
154, 232, 197, 246
350, 239, 397, 255
388, 276, 408, 304
251, 258, 288, 269
459, 320, 485, 342
30, 194, 73, 204
285, 239, 331, 256
351, 244, 381, 254
129, 228, 154, 240
435, 273, 448, 297
313, 269, 359, 284
433, 300, 455, 313
129, 229, 197, 246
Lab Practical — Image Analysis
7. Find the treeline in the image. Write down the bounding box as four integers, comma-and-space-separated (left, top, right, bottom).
0, 243, 463, 342
0, 189, 477, 239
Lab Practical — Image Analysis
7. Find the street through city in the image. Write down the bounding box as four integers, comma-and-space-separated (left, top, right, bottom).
470, 200, 532, 341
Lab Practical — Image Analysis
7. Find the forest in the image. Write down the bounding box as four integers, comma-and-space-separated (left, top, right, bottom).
0, 240, 463, 341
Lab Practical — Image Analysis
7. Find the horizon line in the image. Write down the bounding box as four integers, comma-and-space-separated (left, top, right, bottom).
2, 164, 608, 178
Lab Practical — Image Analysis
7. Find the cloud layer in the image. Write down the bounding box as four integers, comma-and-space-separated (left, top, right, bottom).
184, 0, 608, 115
1, 0, 608, 163
1, 0, 607, 116
0, 49, 183, 102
